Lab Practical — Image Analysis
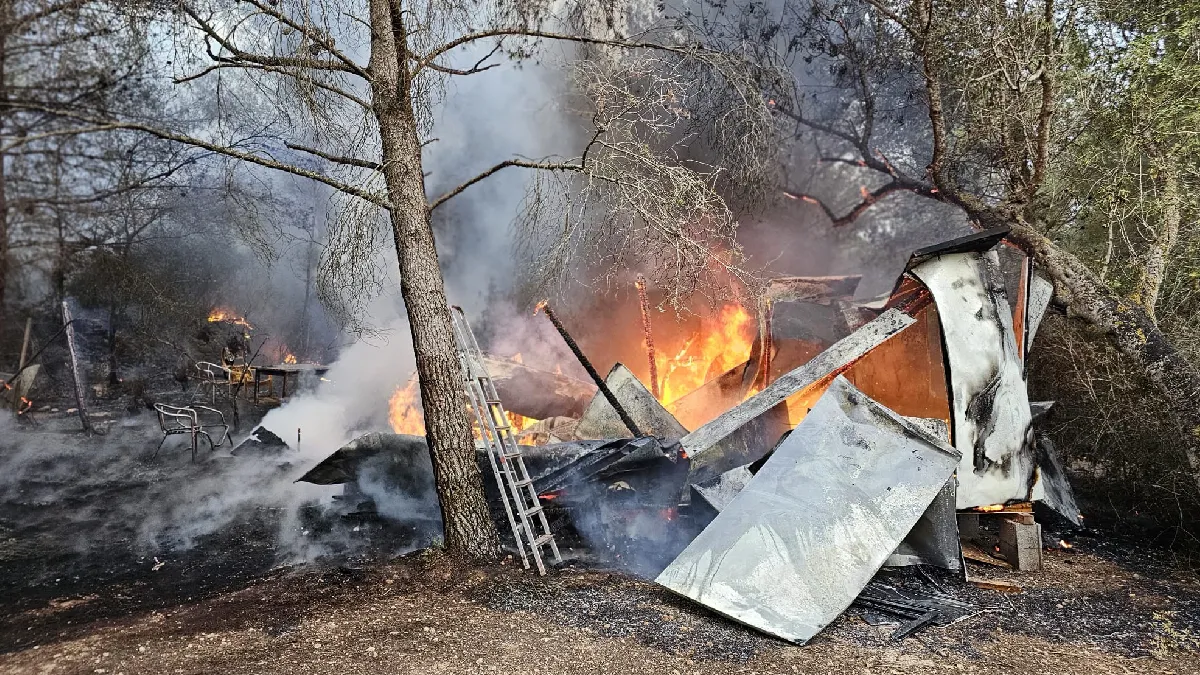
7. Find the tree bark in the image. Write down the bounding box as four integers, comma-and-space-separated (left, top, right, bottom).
1008, 219, 1200, 490
1132, 158, 1181, 322
0, 3, 9, 326
367, 0, 501, 560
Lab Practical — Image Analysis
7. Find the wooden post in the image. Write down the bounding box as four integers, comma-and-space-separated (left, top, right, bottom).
61, 302, 93, 434
18, 316, 31, 367
10, 317, 31, 412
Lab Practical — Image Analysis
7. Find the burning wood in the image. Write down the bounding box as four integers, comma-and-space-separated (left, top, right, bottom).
207, 308, 254, 330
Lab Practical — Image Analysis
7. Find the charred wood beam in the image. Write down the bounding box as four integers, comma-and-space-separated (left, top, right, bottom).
635, 275, 660, 399
683, 308, 916, 458
537, 301, 644, 438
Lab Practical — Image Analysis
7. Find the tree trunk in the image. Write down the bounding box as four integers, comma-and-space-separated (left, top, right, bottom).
1008, 220, 1200, 491
367, 0, 501, 560
0, 7, 8, 327
1132, 159, 1181, 322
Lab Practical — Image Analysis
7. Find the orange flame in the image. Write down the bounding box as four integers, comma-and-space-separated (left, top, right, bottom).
388, 379, 425, 435
506, 410, 532, 433
207, 308, 253, 329
283, 353, 298, 364
655, 304, 754, 404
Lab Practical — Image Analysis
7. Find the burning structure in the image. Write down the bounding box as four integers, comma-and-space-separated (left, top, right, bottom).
282, 226, 1078, 644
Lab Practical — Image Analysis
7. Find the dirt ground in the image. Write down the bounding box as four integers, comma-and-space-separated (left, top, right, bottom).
0, 543, 1198, 675
2, 418, 1199, 674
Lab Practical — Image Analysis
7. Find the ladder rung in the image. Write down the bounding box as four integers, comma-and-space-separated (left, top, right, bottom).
533, 534, 555, 547
521, 505, 543, 517
512, 477, 533, 487
500, 451, 522, 459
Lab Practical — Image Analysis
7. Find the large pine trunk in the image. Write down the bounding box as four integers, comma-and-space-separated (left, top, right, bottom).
367, 0, 501, 560
1008, 220, 1200, 491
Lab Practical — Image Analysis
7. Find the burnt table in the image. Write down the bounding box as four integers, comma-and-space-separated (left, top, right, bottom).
253, 363, 330, 403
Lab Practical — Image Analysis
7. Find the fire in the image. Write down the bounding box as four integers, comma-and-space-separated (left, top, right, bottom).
388, 379, 425, 435
506, 410, 532, 433
656, 304, 755, 404
17, 397, 32, 415
975, 504, 1006, 512
206, 308, 253, 329
511, 353, 523, 364
283, 353, 298, 364
388, 376, 534, 438
1059, 539, 1073, 549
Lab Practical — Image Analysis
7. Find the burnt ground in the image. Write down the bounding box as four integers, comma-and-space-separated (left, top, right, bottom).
1, 418, 1200, 674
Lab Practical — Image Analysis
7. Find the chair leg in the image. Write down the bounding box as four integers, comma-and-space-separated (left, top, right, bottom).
190, 430, 198, 462
153, 434, 168, 459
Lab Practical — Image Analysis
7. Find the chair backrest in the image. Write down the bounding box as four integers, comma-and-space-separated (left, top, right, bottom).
154, 403, 194, 431
195, 361, 232, 383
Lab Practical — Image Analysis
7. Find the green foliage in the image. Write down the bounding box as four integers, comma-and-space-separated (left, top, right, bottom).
1048, 0, 1200, 357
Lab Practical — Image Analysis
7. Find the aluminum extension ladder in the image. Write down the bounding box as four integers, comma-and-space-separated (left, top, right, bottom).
449, 306, 561, 575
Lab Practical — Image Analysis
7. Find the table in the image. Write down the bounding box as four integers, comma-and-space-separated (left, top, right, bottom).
253, 363, 330, 403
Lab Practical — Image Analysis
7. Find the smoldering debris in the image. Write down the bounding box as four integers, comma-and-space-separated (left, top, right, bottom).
284, 227, 1087, 646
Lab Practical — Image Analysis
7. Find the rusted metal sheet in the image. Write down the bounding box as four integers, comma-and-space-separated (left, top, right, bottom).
656, 376, 961, 644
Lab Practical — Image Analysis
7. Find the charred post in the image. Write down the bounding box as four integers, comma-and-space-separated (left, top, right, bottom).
536, 300, 644, 438
635, 275, 660, 399
61, 302, 93, 434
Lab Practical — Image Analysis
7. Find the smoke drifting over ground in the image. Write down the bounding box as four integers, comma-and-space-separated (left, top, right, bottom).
0, 4, 984, 593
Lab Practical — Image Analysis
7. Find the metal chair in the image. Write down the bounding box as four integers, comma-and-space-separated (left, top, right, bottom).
194, 361, 233, 404
153, 403, 229, 461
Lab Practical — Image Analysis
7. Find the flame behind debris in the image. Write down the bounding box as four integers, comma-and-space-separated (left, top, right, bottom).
283, 353, 298, 364
656, 304, 754, 404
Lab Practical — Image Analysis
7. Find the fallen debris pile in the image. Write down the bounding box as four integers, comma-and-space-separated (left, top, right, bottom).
287, 227, 1083, 644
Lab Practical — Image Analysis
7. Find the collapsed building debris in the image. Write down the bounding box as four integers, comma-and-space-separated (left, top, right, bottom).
683, 308, 916, 486
574, 364, 688, 440
285, 227, 1083, 645
655, 377, 962, 644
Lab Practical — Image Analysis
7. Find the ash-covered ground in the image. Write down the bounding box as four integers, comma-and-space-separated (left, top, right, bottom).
1, 415, 1199, 674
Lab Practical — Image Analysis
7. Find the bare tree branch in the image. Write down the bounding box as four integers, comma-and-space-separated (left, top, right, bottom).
238, 0, 372, 81
285, 142, 382, 171
179, 4, 368, 77
414, 28, 703, 74
173, 62, 373, 110
13, 104, 391, 209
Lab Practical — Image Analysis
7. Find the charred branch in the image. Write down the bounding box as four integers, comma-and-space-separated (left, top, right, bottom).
537, 301, 644, 438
